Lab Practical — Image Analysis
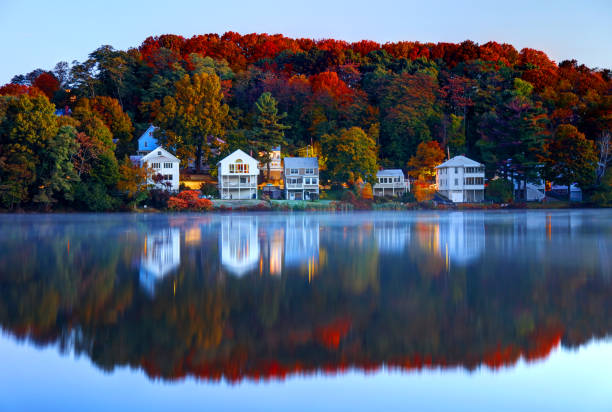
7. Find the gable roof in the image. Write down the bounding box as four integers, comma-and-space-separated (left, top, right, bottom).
217, 149, 258, 165
284, 157, 318, 169
377, 169, 404, 177
138, 125, 158, 142
141, 146, 179, 163
435, 155, 482, 168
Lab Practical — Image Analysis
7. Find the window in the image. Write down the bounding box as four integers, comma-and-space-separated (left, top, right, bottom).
464, 177, 484, 185
454, 168, 458, 174
240, 176, 249, 184
305, 177, 317, 185
305, 168, 314, 174
454, 178, 459, 185
164, 174, 172, 181
151, 162, 161, 169
144, 141, 148, 147
290, 168, 298, 175
158, 151, 162, 156
394, 177, 400, 182
164, 162, 172, 168
230, 160, 249, 174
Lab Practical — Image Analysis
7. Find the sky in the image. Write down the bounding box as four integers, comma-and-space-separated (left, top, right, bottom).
0, 0, 611, 83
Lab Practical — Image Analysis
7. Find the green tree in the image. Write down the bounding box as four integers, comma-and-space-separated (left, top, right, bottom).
32, 125, 79, 208
154, 73, 229, 172
542, 124, 597, 199
486, 178, 514, 203
0, 94, 59, 208
250, 92, 290, 179
321, 127, 378, 185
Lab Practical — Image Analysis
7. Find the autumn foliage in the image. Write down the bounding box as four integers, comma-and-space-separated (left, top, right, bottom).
167, 190, 212, 211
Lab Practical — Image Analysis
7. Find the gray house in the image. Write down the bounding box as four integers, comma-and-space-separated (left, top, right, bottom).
283, 157, 319, 200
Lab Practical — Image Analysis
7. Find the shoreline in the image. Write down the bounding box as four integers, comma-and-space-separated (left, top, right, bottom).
0, 199, 602, 214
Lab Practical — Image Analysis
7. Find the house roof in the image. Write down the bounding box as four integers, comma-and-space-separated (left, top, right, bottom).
377, 169, 404, 177
141, 146, 179, 163
435, 155, 482, 168
284, 157, 318, 169
217, 149, 258, 165
138, 125, 157, 142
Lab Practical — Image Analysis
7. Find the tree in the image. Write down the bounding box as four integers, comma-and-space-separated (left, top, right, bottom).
32, 125, 79, 208
154, 73, 229, 172
250, 92, 289, 179
0, 94, 59, 208
321, 127, 377, 185
407, 141, 445, 181
118, 156, 151, 207
542, 124, 597, 199
486, 178, 514, 203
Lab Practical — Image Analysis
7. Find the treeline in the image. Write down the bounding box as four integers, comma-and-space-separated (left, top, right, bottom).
1, 32, 611, 210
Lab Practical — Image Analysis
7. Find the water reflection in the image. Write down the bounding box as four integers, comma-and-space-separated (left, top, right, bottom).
1, 211, 612, 383
139, 228, 180, 294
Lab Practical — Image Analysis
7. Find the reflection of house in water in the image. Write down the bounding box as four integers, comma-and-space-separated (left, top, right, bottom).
139, 228, 181, 294
220, 216, 260, 276
375, 222, 411, 253
284, 216, 320, 278
416, 213, 485, 267
440, 213, 485, 265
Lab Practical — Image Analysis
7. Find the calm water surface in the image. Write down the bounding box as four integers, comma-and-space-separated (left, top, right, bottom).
1, 210, 611, 411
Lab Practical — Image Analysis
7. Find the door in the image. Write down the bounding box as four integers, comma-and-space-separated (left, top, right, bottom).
289, 192, 295, 200
451, 191, 463, 203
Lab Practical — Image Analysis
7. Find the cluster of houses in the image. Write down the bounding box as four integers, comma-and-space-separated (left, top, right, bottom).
133, 125, 580, 203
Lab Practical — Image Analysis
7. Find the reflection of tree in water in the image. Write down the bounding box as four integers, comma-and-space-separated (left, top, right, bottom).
0, 213, 611, 383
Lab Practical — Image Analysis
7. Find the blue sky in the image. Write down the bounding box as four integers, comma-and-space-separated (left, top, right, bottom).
0, 0, 611, 83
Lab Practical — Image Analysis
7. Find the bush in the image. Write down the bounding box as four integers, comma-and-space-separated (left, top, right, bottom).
167, 190, 213, 211
486, 179, 514, 203
200, 182, 219, 198
148, 189, 172, 209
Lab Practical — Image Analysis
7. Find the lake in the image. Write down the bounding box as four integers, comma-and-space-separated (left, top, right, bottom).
1, 210, 611, 411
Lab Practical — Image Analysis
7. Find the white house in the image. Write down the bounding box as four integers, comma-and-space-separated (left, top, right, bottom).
140, 146, 180, 191
373, 169, 410, 197
217, 149, 260, 200
137, 125, 159, 155
436, 155, 485, 203
283, 157, 319, 200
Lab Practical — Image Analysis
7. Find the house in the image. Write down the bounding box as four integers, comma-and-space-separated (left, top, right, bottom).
373, 169, 410, 197
551, 183, 583, 202
512, 180, 546, 202
217, 149, 260, 200
140, 146, 180, 191
436, 156, 485, 203
258, 146, 283, 182
137, 125, 159, 155
283, 157, 319, 200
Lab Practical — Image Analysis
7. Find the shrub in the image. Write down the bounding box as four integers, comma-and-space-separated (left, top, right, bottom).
486, 179, 514, 203
167, 190, 213, 211
200, 182, 219, 198
148, 189, 172, 209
